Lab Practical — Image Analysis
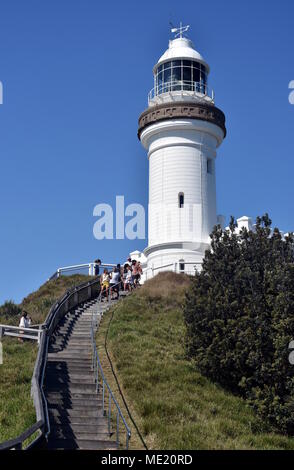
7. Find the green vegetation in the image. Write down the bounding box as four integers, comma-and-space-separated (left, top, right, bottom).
98, 272, 294, 449
0, 275, 92, 326
185, 215, 294, 434
0, 274, 92, 443
0, 338, 36, 443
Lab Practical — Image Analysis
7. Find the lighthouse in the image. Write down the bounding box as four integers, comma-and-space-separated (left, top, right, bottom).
136, 25, 226, 278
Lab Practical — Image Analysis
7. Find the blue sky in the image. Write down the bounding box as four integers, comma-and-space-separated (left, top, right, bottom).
0, 0, 293, 304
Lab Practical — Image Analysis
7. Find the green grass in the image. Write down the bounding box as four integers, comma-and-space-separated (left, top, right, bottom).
0, 338, 37, 442
98, 272, 294, 450
0, 274, 92, 444
0, 274, 93, 326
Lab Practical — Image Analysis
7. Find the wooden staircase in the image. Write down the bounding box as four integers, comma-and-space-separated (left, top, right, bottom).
44, 297, 118, 450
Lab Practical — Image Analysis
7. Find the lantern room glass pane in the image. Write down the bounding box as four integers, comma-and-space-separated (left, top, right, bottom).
171, 60, 181, 67
157, 71, 163, 93
154, 59, 208, 97
171, 66, 182, 90
192, 66, 200, 84
163, 67, 171, 92
183, 67, 192, 90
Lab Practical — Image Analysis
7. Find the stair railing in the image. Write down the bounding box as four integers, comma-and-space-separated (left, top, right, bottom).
0, 276, 101, 450
90, 281, 131, 449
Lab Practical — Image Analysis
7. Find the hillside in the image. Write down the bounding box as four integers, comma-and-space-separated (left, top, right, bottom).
0, 275, 92, 443
96, 272, 294, 450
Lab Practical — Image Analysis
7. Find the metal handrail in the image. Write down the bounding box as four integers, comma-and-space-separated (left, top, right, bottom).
0, 276, 101, 450
49, 262, 117, 280
40, 336, 50, 440
148, 80, 215, 104
90, 281, 131, 449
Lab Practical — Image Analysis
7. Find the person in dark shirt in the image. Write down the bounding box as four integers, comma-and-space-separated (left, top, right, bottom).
94, 259, 101, 276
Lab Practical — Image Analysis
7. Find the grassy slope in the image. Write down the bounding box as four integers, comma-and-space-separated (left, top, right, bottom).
0, 275, 91, 443
97, 272, 294, 450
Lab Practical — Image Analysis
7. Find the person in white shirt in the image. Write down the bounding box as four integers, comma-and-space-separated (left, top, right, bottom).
18, 312, 28, 342
19, 312, 28, 329
110, 268, 121, 300
124, 266, 133, 292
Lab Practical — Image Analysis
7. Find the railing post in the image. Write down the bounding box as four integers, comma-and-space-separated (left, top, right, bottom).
96, 360, 99, 392
108, 395, 111, 435
57, 269, 60, 278
37, 328, 41, 345
116, 411, 119, 446
91, 342, 94, 371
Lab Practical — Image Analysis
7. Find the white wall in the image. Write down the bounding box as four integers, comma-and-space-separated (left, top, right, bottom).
141, 118, 224, 251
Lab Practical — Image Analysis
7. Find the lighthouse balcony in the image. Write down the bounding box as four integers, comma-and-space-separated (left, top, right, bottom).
148, 80, 215, 107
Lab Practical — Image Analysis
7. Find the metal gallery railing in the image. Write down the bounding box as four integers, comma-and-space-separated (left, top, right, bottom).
148, 80, 215, 104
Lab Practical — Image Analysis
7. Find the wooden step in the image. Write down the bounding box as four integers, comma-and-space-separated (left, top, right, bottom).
48, 413, 105, 426
46, 384, 98, 394
50, 426, 110, 440
46, 438, 117, 450
48, 406, 104, 418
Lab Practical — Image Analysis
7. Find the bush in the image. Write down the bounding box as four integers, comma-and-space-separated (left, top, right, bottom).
184, 214, 294, 434
0, 301, 22, 319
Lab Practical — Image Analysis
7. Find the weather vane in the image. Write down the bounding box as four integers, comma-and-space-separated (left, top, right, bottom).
170, 22, 190, 39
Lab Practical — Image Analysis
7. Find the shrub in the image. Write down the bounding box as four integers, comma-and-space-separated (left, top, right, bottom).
0, 301, 22, 319
184, 214, 294, 433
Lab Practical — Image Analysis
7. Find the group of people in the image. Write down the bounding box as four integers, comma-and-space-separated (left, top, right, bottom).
99, 257, 143, 301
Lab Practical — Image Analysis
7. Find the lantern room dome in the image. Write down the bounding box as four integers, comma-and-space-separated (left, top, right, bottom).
154, 37, 210, 74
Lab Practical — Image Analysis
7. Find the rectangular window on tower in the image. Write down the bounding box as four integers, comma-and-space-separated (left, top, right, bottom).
179, 261, 185, 273
178, 193, 184, 208
207, 159, 213, 174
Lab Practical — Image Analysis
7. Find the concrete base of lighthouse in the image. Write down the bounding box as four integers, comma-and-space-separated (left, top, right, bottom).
144, 240, 209, 278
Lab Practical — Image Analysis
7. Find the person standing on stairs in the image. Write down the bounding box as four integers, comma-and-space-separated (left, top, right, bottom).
124, 265, 133, 291
109, 267, 121, 300
94, 258, 102, 276
100, 268, 110, 301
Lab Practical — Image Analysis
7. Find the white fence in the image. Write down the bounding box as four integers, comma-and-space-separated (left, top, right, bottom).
0, 324, 43, 343
142, 261, 202, 282
49, 262, 117, 280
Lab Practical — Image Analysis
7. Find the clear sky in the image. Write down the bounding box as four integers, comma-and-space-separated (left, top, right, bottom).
0, 0, 293, 304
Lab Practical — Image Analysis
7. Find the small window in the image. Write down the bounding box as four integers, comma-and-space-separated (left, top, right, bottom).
207, 159, 213, 174
178, 193, 184, 208
179, 260, 185, 273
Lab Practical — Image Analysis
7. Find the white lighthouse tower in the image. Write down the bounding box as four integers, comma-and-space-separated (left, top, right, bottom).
136, 25, 226, 278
